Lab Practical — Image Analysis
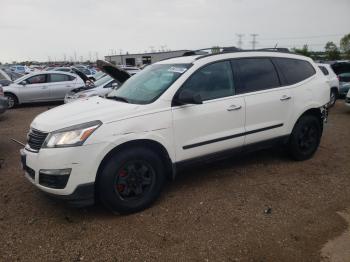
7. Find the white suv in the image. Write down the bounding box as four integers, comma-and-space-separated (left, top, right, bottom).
20, 51, 330, 213
317, 63, 339, 107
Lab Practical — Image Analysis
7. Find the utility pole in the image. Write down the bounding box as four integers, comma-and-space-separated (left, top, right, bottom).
250, 34, 258, 50
236, 34, 244, 49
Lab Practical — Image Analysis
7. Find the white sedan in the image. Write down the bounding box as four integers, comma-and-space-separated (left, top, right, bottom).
3, 71, 85, 108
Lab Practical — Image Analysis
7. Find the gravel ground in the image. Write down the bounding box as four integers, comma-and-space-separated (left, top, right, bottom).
0, 101, 349, 262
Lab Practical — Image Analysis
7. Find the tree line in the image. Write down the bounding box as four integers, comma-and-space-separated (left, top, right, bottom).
293, 33, 350, 61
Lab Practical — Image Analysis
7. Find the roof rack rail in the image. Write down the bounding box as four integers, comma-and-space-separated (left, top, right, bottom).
190, 46, 291, 60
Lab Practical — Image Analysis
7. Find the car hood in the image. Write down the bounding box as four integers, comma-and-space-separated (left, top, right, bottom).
31, 96, 139, 132
71, 68, 90, 83
97, 60, 131, 83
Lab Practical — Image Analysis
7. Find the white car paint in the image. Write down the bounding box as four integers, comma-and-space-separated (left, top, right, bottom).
22, 52, 329, 200
317, 63, 339, 91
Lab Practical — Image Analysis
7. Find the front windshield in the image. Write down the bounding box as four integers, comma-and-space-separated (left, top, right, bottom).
107, 63, 191, 104
94, 75, 113, 87
14, 74, 29, 83
93, 71, 105, 80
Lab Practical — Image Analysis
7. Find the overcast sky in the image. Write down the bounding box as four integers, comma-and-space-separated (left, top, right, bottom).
0, 0, 349, 63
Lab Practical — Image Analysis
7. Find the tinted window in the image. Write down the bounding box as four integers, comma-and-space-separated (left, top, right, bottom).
181, 61, 234, 101
236, 58, 280, 94
50, 74, 71, 82
318, 66, 329, 76
26, 74, 47, 84
273, 58, 316, 85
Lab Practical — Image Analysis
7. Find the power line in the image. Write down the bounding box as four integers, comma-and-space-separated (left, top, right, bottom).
259, 33, 344, 41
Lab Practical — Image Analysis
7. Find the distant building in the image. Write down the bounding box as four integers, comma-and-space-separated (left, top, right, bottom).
104, 50, 191, 67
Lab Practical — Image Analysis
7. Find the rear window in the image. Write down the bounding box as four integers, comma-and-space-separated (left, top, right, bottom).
318, 66, 329, 76
273, 58, 316, 85
235, 58, 280, 94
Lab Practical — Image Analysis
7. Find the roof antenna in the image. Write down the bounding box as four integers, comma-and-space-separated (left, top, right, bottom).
274, 43, 278, 48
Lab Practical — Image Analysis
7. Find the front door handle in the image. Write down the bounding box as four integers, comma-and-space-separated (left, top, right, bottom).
41, 86, 48, 89
227, 105, 242, 111
280, 95, 291, 101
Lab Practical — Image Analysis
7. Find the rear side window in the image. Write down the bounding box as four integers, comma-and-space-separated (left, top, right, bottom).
235, 58, 280, 94
181, 61, 234, 101
318, 66, 329, 76
273, 58, 316, 85
50, 74, 71, 82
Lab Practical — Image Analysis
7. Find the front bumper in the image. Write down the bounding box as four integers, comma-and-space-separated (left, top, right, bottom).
20, 142, 109, 207
0, 96, 8, 114
339, 86, 350, 96
63, 94, 77, 104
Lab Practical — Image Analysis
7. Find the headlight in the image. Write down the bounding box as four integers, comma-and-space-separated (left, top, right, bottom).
78, 93, 88, 98
43, 120, 102, 148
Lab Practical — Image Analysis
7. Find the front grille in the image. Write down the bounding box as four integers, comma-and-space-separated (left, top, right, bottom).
27, 128, 48, 152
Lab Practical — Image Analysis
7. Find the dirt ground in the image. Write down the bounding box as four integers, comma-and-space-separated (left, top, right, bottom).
0, 101, 350, 262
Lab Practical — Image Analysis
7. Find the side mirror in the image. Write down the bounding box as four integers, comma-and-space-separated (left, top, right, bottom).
111, 82, 119, 89
176, 89, 203, 105
20, 81, 27, 86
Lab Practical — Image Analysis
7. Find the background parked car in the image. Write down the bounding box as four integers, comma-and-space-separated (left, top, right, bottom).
64, 61, 131, 103
3, 71, 85, 108
345, 89, 350, 107
0, 68, 13, 87
0, 85, 8, 115
317, 63, 339, 107
10, 65, 26, 74
338, 73, 350, 97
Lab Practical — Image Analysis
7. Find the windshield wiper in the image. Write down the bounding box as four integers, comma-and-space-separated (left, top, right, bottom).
107, 96, 129, 103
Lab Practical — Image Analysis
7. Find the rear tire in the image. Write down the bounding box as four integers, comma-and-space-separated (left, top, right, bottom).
5, 93, 18, 109
288, 115, 321, 161
97, 147, 165, 214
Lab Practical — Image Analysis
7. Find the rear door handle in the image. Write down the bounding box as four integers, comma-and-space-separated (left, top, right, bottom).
280, 95, 291, 101
41, 86, 48, 89
227, 105, 242, 111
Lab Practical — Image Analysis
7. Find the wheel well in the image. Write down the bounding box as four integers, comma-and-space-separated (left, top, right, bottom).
298, 108, 323, 131
4, 92, 18, 101
330, 87, 338, 94
96, 139, 174, 184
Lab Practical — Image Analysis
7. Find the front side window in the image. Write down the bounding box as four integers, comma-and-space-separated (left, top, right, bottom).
235, 58, 280, 94
26, 74, 47, 84
50, 74, 70, 83
273, 58, 316, 85
180, 61, 234, 101
108, 63, 191, 104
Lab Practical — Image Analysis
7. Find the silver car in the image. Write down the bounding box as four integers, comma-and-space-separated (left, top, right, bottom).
3, 71, 85, 108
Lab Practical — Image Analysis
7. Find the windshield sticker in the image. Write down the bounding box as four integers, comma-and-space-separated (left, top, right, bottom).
168, 67, 187, 74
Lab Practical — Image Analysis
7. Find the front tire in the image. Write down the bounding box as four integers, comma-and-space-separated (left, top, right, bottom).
97, 147, 165, 214
5, 93, 18, 109
288, 115, 322, 161
329, 89, 337, 108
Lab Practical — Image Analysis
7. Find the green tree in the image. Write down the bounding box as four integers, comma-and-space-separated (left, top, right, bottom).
292, 44, 311, 57
340, 33, 350, 59
211, 46, 220, 54
324, 41, 340, 60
